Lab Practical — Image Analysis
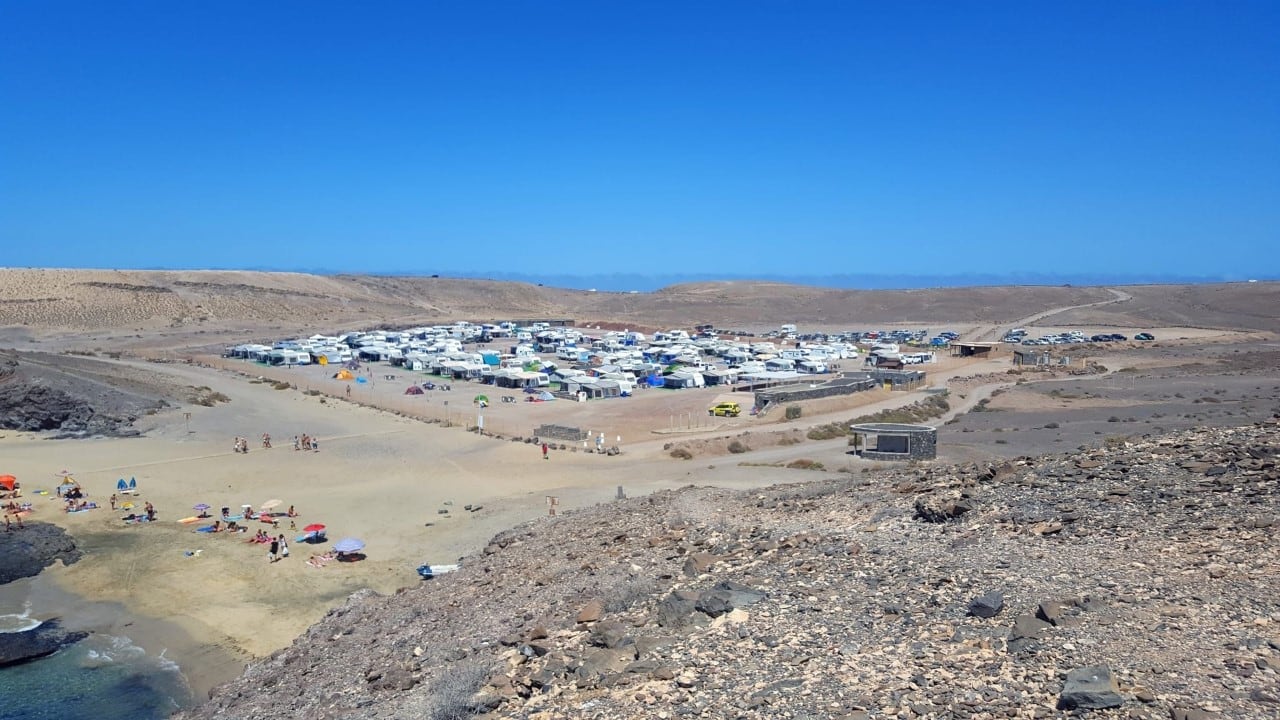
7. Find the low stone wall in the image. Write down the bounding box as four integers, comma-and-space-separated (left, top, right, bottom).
534, 424, 589, 442
754, 377, 878, 409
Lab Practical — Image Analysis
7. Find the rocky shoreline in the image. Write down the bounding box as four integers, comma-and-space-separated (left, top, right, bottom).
178, 420, 1280, 719
0, 522, 81, 585
0, 523, 86, 668
0, 618, 89, 667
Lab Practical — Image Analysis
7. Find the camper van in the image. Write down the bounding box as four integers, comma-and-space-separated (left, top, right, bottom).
796, 359, 828, 374
780, 323, 797, 335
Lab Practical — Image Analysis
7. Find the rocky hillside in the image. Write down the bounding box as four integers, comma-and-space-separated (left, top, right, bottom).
0, 350, 173, 436
182, 421, 1280, 720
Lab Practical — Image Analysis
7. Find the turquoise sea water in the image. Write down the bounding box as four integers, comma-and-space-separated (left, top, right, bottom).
0, 620, 192, 720
0, 585, 197, 720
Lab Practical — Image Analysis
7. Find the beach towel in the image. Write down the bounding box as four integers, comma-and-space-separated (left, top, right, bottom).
196, 525, 217, 533
178, 517, 199, 524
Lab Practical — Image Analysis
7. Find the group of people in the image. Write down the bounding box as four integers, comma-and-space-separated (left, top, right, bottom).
243, 529, 290, 561
232, 433, 320, 453
55, 484, 101, 513
121, 501, 157, 524
3, 499, 29, 531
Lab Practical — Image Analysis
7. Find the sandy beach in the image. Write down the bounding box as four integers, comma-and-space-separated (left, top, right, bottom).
2, 356, 868, 695
1, 271, 1274, 703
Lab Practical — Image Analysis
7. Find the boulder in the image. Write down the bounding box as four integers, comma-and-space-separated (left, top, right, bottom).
1058, 666, 1124, 710
695, 581, 767, 618
588, 621, 632, 649
575, 599, 604, 624
914, 495, 973, 523
0, 522, 82, 584
0, 619, 88, 667
682, 552, 718, 577
653, 594, 701, 629
967, 591, 1005, 618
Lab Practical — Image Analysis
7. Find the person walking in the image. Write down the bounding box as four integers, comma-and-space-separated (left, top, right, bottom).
541, 442, 549, 460
268, 536, 279, 563
279, 535, 289, 559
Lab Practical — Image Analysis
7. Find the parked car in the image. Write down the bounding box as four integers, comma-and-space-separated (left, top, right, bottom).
708, 402, 741, 417
1090, 334, 1112, 342
1109, 334, 1128, 341
1134, 332, 1155, 341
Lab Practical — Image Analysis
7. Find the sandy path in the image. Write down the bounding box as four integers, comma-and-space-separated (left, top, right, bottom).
969, 288, 1133, 341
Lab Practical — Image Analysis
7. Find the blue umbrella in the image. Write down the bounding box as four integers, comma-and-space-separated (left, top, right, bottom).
333, 537, 365, 553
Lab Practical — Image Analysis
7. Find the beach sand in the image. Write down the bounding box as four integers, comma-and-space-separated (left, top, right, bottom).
1, 357, 851, 695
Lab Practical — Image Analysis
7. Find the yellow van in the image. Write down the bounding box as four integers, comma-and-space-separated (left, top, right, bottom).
708, 402, 741, 417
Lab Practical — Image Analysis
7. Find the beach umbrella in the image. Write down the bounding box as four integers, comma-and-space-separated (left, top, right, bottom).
193, 503, 211, 511
333, 537, 365, 553
0, 475, 15, 491
303, 523, 326, 533
260, 499, 282, 510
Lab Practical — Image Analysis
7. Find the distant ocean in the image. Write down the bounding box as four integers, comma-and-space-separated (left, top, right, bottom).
0, 602, 194, 720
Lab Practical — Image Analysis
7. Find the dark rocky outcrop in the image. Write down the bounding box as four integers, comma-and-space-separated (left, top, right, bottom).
0, 351, 168, 437
0, 522, 82, 584
0, 619, 88, 667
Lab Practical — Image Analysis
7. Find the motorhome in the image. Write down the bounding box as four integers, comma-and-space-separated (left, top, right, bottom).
796, 359, 828, 374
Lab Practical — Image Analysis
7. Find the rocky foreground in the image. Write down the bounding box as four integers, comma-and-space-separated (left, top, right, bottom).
183, 422, 1280, 720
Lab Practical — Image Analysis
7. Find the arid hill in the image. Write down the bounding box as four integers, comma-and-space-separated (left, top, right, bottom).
2, 269, 1275, 351
179, 421, 1280, 719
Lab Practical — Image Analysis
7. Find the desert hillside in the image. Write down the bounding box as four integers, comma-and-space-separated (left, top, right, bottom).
3, 269, 1276, 351
179, 421, 1280, 719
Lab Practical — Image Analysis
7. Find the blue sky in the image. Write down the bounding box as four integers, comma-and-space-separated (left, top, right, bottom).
1, 2, 1277, 285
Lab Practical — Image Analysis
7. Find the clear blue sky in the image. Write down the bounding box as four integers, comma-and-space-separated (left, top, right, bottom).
2, 2, 1277, 284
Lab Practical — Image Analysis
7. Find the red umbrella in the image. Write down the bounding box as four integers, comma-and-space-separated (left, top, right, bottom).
0, 475, 15, 491
303, 523, 326, 533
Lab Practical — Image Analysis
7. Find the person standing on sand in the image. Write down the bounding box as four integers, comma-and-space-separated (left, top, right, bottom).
268, 536, 279, 562
279, 535, 289, 559
109, 494, 117, 511
542, 442, 549, 460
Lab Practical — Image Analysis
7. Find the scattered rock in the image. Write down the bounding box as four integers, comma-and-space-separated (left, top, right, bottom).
1058, 665, 1124, 710
967, 590, 1005, 618
576, 599, 604, 624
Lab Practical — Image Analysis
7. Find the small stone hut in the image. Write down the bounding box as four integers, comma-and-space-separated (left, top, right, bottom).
849, 422, 937, 461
